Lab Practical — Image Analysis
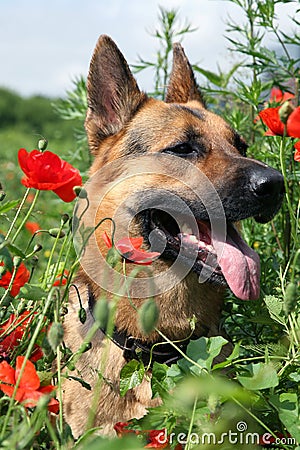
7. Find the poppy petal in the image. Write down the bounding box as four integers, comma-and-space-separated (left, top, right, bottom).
294, 142, 300, 162
287, 107, 300, 138
16, 356, 40, 391
18, 149, 82, 202
102, 231, 112, 249
259, 107, 285, 136
0, 360, 15, 385
116, 237, 144, 253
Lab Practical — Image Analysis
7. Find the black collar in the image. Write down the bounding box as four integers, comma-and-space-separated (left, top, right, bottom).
87, 286, 208, 367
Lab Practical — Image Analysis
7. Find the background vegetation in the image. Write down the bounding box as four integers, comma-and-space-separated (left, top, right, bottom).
0, 1, 300, 449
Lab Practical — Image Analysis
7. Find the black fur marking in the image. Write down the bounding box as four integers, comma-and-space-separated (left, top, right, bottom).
174, 104, 205, 121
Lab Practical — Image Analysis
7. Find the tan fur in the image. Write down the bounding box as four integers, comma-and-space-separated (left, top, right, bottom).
62, 35, 282, 438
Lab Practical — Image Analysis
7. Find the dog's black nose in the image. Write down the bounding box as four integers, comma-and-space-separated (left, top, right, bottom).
250, 165, 285, 200
248, 164, 285, 223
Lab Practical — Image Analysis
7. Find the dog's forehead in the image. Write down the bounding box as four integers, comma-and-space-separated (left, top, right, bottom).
124, 99, 235, 152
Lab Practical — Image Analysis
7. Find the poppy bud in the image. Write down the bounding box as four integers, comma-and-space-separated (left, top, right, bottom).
284, 282, 298, 315
78, 307, 87, 324
0, 266, 6, 276
73, 186, 87, 199
48, 228, 65, 238
93, 297, 110, 330
60, 306, 68, 316
82, 342, 92, 353
61, 213, 70, 225
48, 322, 64, 353
13, 256, 22, 269
41, 335, 53, 358
0, 191, 6, 202
279, 101, 294, 124
33, 244, 43, 253
138, 299, 159, 335
38, 139, 48, 151
30, 255, 39, 267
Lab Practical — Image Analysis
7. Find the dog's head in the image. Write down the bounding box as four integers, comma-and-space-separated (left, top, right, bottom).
82, 35, 284, 303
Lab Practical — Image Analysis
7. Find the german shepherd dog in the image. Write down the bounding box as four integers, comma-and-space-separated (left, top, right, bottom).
63, 35, 284, 437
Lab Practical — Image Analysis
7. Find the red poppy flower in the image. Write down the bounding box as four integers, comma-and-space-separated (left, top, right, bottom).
114, 422, 137, 437
259, 106, 300, 138
144, 429, 169, 448
103, 232, 160, 265
18, 148, 82, 202
270, 87, 294, 104
114, 422, 181, 449
53, 269, 69, 286
286, 106, 300, 138
0, 262, 30, 297
25, 221, 40, 235
0, 356, 59, 413
259, 107, 285, 136
294, 142, 300, 162
259, 105, 300, 163
0, 311, 43, 361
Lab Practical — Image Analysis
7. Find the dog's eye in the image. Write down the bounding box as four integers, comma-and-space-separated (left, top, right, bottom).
164, 143, 197, 157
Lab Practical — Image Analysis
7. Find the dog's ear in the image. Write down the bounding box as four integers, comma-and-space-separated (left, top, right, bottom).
85, 35, 146, 152
165, 43, 205, 106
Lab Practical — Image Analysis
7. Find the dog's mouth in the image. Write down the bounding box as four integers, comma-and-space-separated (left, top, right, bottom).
145, 209, 260, 301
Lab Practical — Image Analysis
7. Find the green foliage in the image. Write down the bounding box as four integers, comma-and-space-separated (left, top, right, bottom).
119, 360, 145, 397
132, 7, 196, 99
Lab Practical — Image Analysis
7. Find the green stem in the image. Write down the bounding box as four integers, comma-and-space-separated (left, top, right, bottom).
0, 293, 52, 439
10, 190, 40, 245
48, 227, 72, 289
0, 264, 19, 308
279, 136, 297, 248
232, 397, 290, 450
54, 308, 64, 437
5, 188, 31, 242
155, 328, 208, 374
42, 221, 64, 290
24, 230, 48, 255
85, 296, 118, 432
185, 395, 198, 450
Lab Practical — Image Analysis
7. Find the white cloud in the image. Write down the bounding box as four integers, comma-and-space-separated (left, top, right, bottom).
0, 0, 298, 97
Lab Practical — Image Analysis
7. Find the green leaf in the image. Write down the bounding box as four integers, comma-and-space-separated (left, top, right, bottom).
66, 375, 91, 391
151, 362, 175, 398
289, 372, 300, 383
264, 295, 286, 325
43, 262, 66, 287
7, 243, 26, 259
37, 371, 54, 387
19, 284, 47, 301
193, 62, 241, 88
269, 393, 300, 441
119, 360, 145, 397
178, 336, 229, 374
213, 342, 241, 370
0, 199, 19, 214
193, 66, 224, 86
0, 235, 13, 272
75, 435, 143, 450
237, 363, 279, 390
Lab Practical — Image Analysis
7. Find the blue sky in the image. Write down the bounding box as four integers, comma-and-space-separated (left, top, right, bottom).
1, 0, 298, 97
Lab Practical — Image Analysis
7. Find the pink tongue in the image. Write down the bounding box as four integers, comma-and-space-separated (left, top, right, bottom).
213, 226, 260, 300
